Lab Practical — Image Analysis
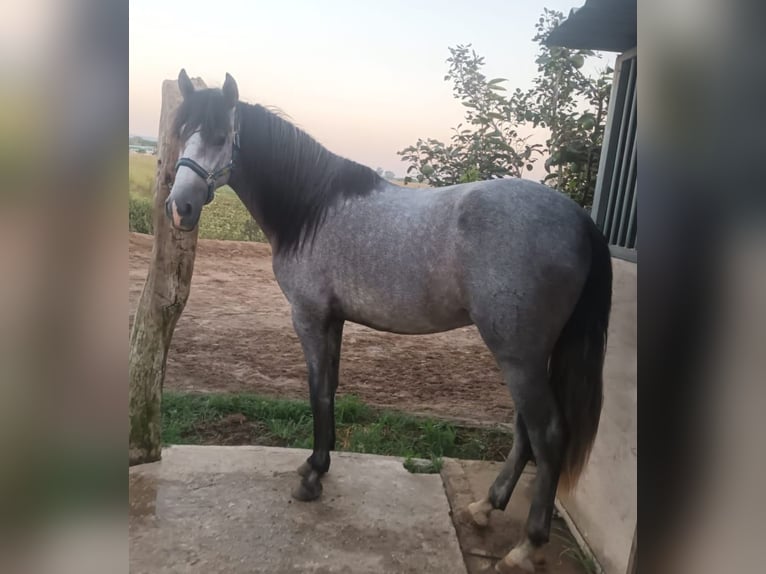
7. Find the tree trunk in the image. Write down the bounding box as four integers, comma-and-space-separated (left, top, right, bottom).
129, 77, 206, 465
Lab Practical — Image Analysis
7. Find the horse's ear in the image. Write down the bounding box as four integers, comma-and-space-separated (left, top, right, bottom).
178, 69, 195, 100
222, 73, 239, 109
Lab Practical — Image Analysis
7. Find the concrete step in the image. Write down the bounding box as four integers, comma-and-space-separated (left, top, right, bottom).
130, 445, 466, 574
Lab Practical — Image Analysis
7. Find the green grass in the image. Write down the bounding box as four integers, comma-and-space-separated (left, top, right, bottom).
129, 192, 154, 234
162, 392, 512, 465
403, 456, 444, 474
553, 524, 600, 574
129, 153, 266, 242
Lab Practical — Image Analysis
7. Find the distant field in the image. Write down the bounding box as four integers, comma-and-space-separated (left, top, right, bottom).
129, 152, 157, 197
393, 179, 431, 189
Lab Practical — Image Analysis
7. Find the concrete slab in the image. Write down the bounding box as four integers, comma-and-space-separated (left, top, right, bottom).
441, 459, 588, 574
129, 445, 466, 574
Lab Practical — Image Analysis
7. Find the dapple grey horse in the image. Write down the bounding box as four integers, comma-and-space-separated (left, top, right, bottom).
166, 70, 611, 573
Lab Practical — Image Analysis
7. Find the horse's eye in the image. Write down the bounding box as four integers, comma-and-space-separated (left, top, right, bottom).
213, 134, 226, 146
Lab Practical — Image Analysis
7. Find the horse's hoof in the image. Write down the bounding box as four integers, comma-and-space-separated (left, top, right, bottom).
495, 556, 535, 573
296, 460, 313, 478
291, 475, 323, 501
467, 498, 493, 528
495, 541, 536, 573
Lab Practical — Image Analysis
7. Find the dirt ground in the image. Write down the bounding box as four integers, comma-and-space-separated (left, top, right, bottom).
129, 233, 514, 425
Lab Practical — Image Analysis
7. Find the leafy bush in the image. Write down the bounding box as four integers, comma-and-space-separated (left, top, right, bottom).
399, 10, 612, 208
129, 194, 154, 234
242, 218, 267, 242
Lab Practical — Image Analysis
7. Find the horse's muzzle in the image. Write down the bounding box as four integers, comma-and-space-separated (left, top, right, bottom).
165, 198, 197, 231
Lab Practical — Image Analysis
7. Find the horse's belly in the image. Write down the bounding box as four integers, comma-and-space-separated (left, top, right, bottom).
340, 291, 472, 335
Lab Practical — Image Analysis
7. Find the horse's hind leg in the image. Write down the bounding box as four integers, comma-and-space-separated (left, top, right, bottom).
469, 358, 565, 573
504, 362, 564, 572
467, 413, 531, 527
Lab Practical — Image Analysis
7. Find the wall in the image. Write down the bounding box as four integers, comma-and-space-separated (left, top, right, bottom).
558, 257, 637, 574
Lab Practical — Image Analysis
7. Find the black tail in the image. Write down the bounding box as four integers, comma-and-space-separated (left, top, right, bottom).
550, 220, 613, 492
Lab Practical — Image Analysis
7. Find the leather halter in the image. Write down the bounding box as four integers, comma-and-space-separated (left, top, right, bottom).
175, 115, 240, 205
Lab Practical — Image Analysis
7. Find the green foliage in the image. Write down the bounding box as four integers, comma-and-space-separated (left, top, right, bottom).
399, 44, 542, 186
553, 524, 599, 574
242, 218, 266, 242
197, 188, 267, 242
510, 9, 612, 207
335, 394, 374, 424
459, 166, 481, 183
161, 392, 513, 462
268, 418, 313, 444
129, 194, 153, 234
399, 9, 612, 208
403, 456, 444, 474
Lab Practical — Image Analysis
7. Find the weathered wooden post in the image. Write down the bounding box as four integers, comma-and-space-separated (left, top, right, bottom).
129, 76, 206, 465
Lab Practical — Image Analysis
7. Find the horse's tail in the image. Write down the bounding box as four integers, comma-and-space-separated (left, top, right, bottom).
550, 219, 613, 493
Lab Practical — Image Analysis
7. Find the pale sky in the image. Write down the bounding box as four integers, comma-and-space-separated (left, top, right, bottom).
130, 0, 607, 178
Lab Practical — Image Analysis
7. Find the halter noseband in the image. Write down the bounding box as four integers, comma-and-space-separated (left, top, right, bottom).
175, 119, 240, 205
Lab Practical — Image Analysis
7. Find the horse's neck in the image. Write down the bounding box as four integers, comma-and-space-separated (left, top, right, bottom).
229, 106, 382, 254
228, 175, 278, 249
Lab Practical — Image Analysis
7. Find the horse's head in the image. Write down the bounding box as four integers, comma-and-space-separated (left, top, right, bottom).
166, 69, 239, 231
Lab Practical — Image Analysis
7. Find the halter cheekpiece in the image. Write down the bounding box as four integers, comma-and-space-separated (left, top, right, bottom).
175, 113, 240, 205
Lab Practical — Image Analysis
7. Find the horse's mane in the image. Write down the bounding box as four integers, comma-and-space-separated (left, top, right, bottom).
237, 103, 382, 254
173, 88, 383, 254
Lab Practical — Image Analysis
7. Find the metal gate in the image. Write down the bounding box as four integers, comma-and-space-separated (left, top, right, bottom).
591, 48, 637, 261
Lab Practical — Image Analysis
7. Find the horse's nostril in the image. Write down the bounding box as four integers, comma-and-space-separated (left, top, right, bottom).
177, 202, 193, 217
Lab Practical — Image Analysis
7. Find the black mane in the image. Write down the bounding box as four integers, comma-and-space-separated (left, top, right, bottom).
235, 103, 382, 254
173, 87, 383, 254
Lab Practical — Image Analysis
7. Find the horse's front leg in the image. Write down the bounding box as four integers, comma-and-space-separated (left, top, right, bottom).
291, 307, 342, 501
297, 319, 344, 481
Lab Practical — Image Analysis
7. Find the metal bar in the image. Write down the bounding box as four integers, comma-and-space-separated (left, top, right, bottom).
605, 55, 635, 238
609, 58, 637, 245
604, 57, 635, 241
591, 53, 626, 228
616, 110, 638, 245
601, 58, 631, 237
626, 173, 638, 249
